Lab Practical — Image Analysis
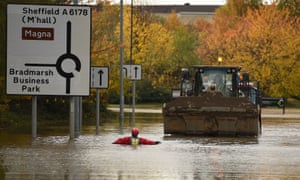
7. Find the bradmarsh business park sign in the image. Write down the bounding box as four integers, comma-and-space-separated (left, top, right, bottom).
6, 4, 91, 96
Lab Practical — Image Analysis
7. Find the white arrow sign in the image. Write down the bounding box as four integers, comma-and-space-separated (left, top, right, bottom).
91, 66, 109, 89
123, 64, 142, 80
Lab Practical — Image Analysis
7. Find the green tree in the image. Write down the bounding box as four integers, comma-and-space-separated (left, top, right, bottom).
164, 11, 200, 88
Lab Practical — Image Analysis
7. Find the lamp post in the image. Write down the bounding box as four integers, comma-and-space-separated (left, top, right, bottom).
119, 0, 124, 134
130, 0, 136, 127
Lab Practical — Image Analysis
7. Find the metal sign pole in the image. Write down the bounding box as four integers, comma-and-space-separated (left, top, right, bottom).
132, 80, 136, 127
70, 97, 75, 139
96, 89, 100, 135
32, 96, 37, 139
80, 97, 82, 132
72, 0, 81, 139
123, 65, 141, 128
75, 97, 80, 138
70, 0, 79, 139
91, 66, 109, 135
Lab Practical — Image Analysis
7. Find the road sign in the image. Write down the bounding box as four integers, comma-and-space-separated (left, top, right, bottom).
123, 64, 142, 80
91, 66, 109, 89
6, 4, 91, 96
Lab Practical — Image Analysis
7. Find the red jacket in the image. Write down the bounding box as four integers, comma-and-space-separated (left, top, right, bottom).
113, 136, 160, 145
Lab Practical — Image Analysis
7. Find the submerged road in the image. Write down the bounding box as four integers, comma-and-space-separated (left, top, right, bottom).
1, 106, 299, 179
108, 107, 300, 119
1, 115, 300, 179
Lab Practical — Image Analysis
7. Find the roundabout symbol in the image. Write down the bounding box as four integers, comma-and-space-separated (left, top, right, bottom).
25, 21, 81, 94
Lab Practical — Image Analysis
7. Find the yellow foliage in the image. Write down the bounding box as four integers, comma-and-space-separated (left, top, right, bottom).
199, 4, 300, 97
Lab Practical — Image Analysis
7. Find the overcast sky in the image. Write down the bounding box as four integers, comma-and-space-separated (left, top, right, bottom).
110, 0, 227, 5
157, 0, 226, 5
82, 0, 277, 6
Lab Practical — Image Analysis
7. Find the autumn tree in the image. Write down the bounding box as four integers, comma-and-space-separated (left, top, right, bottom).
91, 4, 122, 103
197, 2, 300, 98
196, 13, 241, 64
95, 6, 202, 101
119, 7, 176, 89
163, 11, 200, 88
195, 0, 261, 64
216, 0, 260, 17
233, 5, 300, 97
133, 20, 174, 87
277, 0, 300, 17
91, 4, 173, 102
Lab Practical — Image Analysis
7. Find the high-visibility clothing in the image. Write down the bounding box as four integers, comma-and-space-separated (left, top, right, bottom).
113, 136, 159, 145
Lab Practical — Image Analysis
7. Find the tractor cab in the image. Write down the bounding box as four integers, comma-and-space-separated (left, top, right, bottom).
179, 65, 258, 104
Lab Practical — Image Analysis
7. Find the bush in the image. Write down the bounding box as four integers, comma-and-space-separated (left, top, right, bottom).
107, 80, 172, 104
136, 80, 172, 103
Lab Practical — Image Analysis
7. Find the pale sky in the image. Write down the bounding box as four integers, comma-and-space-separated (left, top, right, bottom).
124, 0, 226, 5
109, 0, 227, 5
80, 0, 277, 6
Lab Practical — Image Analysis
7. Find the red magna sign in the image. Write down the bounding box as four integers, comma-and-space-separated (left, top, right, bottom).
22, 27, 54, 40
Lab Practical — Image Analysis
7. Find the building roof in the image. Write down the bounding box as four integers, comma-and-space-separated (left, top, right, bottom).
137, 5, 221, 13
135, 5, 221, 23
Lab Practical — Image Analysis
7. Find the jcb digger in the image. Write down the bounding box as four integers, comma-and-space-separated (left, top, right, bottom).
163, 65, 262, 136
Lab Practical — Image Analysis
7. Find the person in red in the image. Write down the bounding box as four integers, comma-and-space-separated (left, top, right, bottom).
113, 127, 161, 145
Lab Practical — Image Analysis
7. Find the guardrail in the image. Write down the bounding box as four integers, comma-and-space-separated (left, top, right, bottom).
261, 97, 286, 114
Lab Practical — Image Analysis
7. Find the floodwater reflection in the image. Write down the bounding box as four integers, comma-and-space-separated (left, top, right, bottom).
1, 115, 300, 179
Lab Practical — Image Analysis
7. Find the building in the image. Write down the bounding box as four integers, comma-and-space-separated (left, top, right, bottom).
138, 5, 221, 24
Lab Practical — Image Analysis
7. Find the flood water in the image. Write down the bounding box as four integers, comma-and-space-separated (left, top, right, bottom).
1, 113, 300, 180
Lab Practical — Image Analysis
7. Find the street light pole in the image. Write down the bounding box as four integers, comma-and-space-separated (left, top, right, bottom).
130, 0, 135, 127
119, 0, 124, 134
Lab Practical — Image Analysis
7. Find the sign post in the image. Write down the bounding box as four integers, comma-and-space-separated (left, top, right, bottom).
7, 4, 91, 139
91, 66, 109, 134
32, 96, 37, 139
123, 64, 142, 126
123, 64, 142, 81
